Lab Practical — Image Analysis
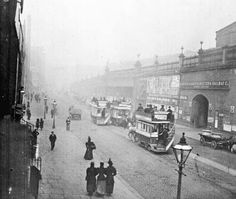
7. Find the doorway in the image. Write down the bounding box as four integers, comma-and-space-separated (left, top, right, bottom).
190, 94, 209, 128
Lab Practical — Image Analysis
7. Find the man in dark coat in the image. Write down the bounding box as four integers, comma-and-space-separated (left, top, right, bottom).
49, 131, 57, 151
35, 118, 40, 130
85, 162, 98, 196
105, 158, 117, 196
39, 118, 44, 130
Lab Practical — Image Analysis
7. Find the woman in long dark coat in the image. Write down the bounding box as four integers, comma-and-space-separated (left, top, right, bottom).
84, 137, 96, 160
105, 158, 117, 195
85, 162, 98, 196
96, 162, 106, 196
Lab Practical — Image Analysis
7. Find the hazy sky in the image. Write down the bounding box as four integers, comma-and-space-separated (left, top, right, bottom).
24, 0, 236, 77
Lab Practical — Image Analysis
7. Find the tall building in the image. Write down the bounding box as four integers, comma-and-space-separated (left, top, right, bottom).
0, 0, 25, 119
216, 21, 236, 47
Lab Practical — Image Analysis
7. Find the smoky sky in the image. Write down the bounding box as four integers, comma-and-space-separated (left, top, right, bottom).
23, 0, 236, 79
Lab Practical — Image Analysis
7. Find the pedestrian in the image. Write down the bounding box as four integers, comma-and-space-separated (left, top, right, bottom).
31, 129, 39, 145
49, 131, 57, 151
105, 158, 117, 196
39, 118, 44, 130
66, 117, 71, 131
26, 108, 31, 120
84, 136, 96, 160
35, 118, 40, 130
96, 162, 106, 196
85, 162, 98, 196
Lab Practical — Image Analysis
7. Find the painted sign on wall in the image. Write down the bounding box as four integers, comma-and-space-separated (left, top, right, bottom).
181, 80, 230, 90
146, 75, 180, 97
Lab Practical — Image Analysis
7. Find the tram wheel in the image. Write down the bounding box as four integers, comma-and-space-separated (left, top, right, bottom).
128, 132, 133, 140
131, 134, 136, 142
147, 145, 151, 151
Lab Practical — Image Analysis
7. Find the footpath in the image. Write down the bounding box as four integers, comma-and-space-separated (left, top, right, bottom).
30, 100, 144, 199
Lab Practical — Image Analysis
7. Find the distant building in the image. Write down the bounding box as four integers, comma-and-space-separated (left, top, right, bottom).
216, 21, 236, 47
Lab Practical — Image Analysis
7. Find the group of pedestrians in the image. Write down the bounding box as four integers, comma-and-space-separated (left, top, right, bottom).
86, 159, 117, 196
35, 118, 44, 130
84, 136, 117, 196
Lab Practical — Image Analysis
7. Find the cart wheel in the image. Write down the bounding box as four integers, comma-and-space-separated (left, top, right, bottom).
211, 141, 217, 149
200, 137, 205, 145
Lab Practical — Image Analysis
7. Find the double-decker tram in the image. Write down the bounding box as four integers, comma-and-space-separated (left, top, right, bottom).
110, 103, 131, 127
89, 100, 111, 125
128, 110, 175, 153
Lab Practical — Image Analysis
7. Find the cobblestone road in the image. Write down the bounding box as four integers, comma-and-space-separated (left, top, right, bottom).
31, 97, 236, 199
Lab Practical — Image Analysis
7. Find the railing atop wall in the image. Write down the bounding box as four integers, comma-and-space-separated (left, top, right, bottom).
182, 45, 236, 68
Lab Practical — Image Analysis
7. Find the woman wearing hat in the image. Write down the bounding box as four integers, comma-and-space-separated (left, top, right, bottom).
105, 158, 117, 195
85, 162, 98, 196
96, 162, 106, 196
84, 136, 96, 160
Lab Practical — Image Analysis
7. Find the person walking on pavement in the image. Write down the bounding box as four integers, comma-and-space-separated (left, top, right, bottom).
35, 118, 40, 130
84, 136, 96, 160
105, 158, 117, 196
26, 108, 31, 120
39, 118, 44, 130
96, 162, 106, 196
31, 129, 39, 145
66, 117, 71, 131
85, 162, 98, 196
49, 131, 57, 151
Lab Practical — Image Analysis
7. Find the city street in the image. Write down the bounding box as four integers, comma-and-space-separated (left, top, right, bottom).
31, 99, 236, 199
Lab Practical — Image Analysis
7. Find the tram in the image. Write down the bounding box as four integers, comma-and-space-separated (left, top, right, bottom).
110, 103, 131, 127
89, 100, 111, 125
128, 110, 175, 153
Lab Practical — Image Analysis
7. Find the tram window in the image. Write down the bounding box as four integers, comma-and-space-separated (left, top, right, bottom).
143, 124, 146, 130
149, 126, 153, 133
153, 124, 158, 132
137, 122, 141, 129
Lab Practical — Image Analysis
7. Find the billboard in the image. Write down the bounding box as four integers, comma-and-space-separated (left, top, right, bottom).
146, 75, 180, 98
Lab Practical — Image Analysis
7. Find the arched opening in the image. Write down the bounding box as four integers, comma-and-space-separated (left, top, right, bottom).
190, 94, 209, 128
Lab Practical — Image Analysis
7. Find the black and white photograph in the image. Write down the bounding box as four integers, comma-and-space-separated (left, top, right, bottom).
0, 0, 236, 198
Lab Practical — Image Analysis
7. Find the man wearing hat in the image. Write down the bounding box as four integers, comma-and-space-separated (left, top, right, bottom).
49, 131, 57, 151
105, 158, 117, 196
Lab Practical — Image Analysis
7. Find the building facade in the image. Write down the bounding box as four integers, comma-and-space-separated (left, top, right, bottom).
0, 0, 25, 119
216, 21, 236, 47
179, 45, 236, 132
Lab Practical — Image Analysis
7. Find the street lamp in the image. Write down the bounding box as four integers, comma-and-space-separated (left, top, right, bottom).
172, 132, 192, 199
44, 97, 47, 119
52, 100, 57, 129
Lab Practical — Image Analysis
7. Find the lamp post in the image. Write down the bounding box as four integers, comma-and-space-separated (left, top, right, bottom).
44, 97, 47, 119
172, 132, 192, 199
52, 100, 57, 129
